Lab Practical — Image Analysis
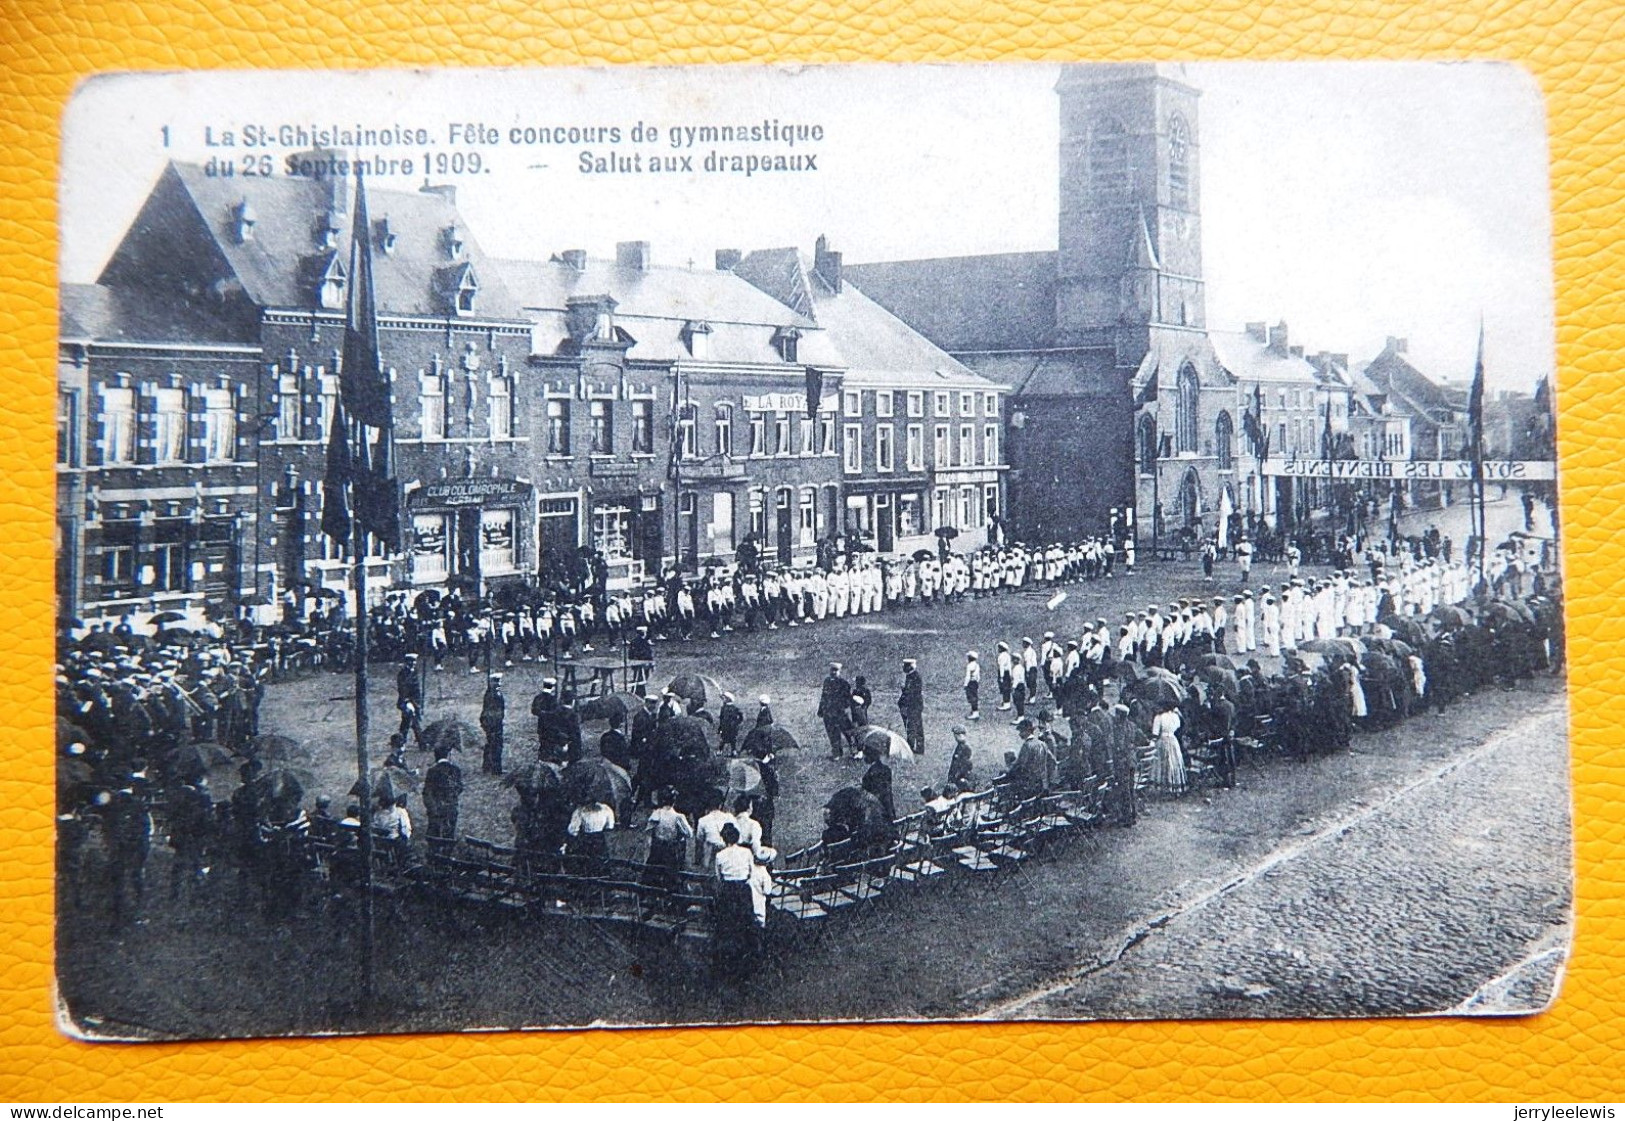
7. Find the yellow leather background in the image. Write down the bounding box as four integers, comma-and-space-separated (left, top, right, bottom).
2, 0, 1619, 1102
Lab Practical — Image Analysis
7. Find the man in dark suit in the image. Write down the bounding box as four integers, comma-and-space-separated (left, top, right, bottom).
479, 674, 506, 775
817, 662, 853, 761
532, 679, 583, 764
396, 654, 424, 746
422, 743, 464, 856
861, 747, 896, 822
898, 658, 925, 755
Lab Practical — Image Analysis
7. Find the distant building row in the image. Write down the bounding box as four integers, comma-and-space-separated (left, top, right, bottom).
57, 163, 1007, 624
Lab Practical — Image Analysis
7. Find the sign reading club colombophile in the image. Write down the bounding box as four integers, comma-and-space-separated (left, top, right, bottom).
1261, 458, 1557, 481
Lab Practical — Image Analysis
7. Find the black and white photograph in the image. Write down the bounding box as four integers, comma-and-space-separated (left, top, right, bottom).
53, 61, 1569, 1040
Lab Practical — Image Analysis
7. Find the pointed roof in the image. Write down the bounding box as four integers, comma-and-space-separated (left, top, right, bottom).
843, 251, 1058, 353
731, 247, 816, 320
99, 162, 521, 320
734, 247, 1003, 390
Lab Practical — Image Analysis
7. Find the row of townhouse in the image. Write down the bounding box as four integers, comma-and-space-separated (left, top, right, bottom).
56, 161, 1008, 626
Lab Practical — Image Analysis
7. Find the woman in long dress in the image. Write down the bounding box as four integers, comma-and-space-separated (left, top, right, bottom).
712, 823, 759, 977
1149, 705, 1187, 795
1340, 662, 1369, 722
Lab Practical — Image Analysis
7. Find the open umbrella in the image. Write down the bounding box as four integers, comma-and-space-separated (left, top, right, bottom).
1199, 664, 1239, 701
853, 725, 912, 760
576, 691, 637, 726
503, 760, 563, 795
248, 768, 309, 820
1198, 653, 1240, 670
741, 724, 798, 757
1379, 614, 1429, 646
560, 758, 633, 807
724, 756, 763, 796
1360, 650, 1401, 680
148, 610, 189, 628
658, 714, 714, 761
910, 549, 936, 562
165, 742, 236, 785
825, 786, 892, 844
666, 673, 724, 708
1430, 604, 1471, 629
701, 755, 763, 797
1131, 675, 1187, 708
1299, 638, 1361, 661
248, 733, 313, 765
1366, 637, 1414, 659
352, 769, 416, 805
421, 717, 481, 756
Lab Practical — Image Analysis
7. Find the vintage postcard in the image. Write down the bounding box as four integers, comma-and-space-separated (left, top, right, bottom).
54, 62, 1569, 1040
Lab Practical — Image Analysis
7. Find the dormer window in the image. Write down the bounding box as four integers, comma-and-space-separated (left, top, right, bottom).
444, 223, 464, 259
683, 320, 713, 360
454, 265, 478, 316
375, 216, 397, 256
232, 200, 257, 245
773, 326, 802, 363
317, 252, 347, 310
566, 295, 617, 341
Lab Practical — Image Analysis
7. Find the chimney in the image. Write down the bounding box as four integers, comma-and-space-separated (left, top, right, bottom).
715, 249, 743, 272
1267, 321, 1289, 356
286, 148, 348, 212
559, 249, 588, 272
1385, 336, 1408, 354
616, 240, 651, 271
1289, 345, 1303, 359
813, 234, 842, 293
420, 181, 457, 206
1245, 321, 1267, 343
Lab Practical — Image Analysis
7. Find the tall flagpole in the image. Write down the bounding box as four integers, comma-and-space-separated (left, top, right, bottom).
1470, 318, 1488, 594
351, 451, 375, 1012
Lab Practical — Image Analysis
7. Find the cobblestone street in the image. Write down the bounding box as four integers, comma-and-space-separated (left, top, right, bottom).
990, 694, 1571, 1021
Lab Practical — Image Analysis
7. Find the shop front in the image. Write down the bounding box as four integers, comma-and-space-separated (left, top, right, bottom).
406, 477, 533, 590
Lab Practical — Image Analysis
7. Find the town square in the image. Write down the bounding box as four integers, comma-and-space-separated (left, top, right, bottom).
53, 62, 1567, 1037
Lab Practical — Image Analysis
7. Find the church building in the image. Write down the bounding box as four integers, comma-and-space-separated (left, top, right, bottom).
848, 63, 1245, 547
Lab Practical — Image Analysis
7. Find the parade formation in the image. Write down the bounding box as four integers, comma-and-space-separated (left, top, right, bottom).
56, 513, 1564, 979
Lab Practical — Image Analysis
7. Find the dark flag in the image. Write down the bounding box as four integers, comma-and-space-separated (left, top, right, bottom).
341, 169, 400, 547
355, 425, 401, 550
806, 366, 823, 420
1469, 322, 1487, 458
321, 403, 352, 544
1134, 375, 1159, 408
341, 170, 391, 429
1243, 383, 1265, 456
1322, 397, 1335, 460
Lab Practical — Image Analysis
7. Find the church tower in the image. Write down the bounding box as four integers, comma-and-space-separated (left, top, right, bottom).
1055, 63, 1206, 367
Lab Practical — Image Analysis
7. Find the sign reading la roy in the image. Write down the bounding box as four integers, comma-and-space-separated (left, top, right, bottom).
1261, 458, 1557, 481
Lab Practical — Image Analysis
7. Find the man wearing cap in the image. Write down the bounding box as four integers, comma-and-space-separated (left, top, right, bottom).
422, 742, 464, 856
946, 724, 974, 787
899, 657, 926, 755
817, 662, 854, 761
532, 679, 583, 764
480, 673, 506, 775
396, 654, 424, 747
717, 691, 743, 755
1020, 637, 1040, 701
